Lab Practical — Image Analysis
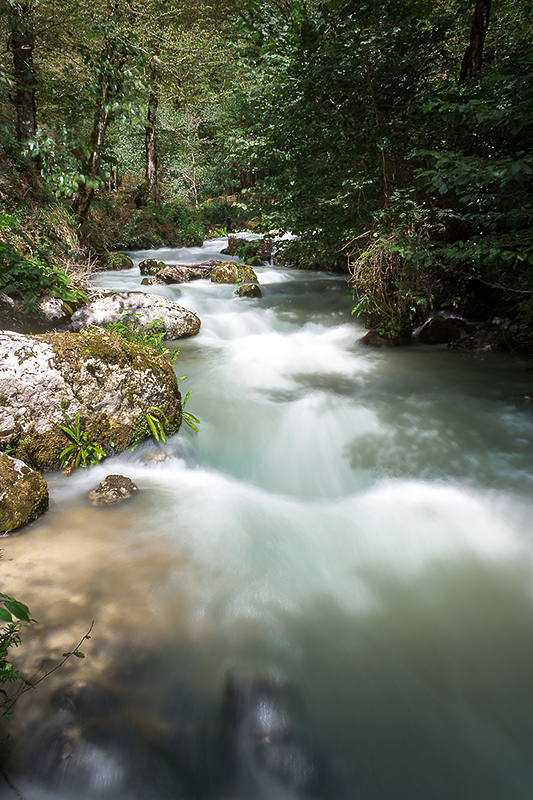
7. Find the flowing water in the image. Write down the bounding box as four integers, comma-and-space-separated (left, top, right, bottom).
2, 237, 533, 800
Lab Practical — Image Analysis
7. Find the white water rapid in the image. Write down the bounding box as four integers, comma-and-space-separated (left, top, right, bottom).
2, 237, 533, 800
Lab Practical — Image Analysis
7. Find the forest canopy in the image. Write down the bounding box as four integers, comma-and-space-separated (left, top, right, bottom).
0, 0, 532, 345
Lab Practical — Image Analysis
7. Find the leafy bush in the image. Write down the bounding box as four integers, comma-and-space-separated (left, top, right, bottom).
0, 212, 87, 309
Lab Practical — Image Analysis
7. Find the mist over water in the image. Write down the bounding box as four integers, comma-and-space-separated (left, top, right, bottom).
3, 238, 533, 799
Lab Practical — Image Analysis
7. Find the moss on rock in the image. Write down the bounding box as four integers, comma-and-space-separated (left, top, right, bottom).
0, 453, 49, 533
0, 329, 182, 472
211, 263, 258, 285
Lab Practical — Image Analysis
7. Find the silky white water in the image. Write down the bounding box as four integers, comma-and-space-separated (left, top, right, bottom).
2, 237, 533, 799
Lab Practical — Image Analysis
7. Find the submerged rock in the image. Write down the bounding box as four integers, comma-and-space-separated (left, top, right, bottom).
88, 474, 139, 506
0, 453, 48, 533
0, 328, 181, 471
211, 263, 258, 285
221, 671, 321, 797
70, 292, 201, 339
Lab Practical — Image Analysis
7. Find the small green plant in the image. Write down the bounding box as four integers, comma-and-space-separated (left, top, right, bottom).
1, 592, 34, 745
131, 406, 169, 450
103, 310, 179, 362
182, 389, 201, 432
59, 410, 105, 473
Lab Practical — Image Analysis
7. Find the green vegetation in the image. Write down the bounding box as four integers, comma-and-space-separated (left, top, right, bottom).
0, 0, 532, 345
59, 409, 106, 473
1, 589, 91, 751
102, 310, 179, 362
130, 405, 171, 449
181, 385, 201, 432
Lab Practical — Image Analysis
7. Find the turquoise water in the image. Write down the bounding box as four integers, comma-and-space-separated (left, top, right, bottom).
3, 238, 533, 799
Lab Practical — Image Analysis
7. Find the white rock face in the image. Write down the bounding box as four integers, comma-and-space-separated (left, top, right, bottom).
0, 329, 182, 471
70, 292, 201, 339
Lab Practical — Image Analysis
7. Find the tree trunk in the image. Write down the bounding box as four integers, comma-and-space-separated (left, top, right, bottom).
134, 68, 158, 208
145, 69, 158, 200
72, 40, 125, 224
459, 0, 492, 83
9, 2, 38, 146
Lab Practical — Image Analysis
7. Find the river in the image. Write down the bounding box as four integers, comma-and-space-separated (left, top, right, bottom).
2, 237, 533, 799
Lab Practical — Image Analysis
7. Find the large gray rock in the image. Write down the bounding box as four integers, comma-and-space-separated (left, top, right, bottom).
70, 292, 201, 340
0, 329, 182, 471
0, 453, 48, 533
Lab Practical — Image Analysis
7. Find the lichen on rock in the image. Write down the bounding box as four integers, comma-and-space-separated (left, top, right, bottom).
88, 474, 139, 506
211, 263, 258, 285
0, 329, 182, 471
70, 292, 201, 339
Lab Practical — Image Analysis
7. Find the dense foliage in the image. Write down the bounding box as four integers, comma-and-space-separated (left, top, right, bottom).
230, 0, 533, 343
0, 0, 532, 344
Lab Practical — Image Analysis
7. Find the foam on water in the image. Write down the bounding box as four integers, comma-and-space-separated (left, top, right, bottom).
4, 237, 533, 800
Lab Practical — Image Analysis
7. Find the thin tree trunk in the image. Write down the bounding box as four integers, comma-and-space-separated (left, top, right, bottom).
9, 2, 38, 147
145, 68, 158, 200
72, 40, 125, 224
134, 68, 158, 208
459, 0, 492, 83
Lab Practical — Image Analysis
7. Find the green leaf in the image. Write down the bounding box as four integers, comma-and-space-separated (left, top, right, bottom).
0, 608, 13, 623
4, 601, 30, 622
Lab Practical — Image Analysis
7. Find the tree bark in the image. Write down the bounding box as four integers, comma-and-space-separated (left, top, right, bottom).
145, 69, 158, 200
459, 0, 492, 83
134, 68, 159, 207
72, 40, 125, 224
9, 2, 38, 146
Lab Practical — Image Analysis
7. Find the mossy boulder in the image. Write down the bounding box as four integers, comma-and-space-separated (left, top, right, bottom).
139, 258, 166, 276
70, 292, 201, 339
237, 283, 262, 298
0, 453, 49, 533
0, 329, 182, 472
101, 252, 134, 271
211, 263, 258, 285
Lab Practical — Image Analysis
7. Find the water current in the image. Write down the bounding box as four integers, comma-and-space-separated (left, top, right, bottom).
2, 237, 533, 800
